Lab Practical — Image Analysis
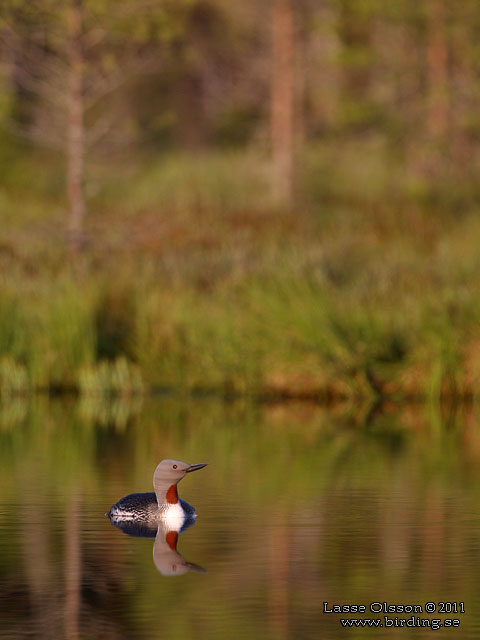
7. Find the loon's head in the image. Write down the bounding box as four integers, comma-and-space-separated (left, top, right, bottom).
153, 459, 207, 505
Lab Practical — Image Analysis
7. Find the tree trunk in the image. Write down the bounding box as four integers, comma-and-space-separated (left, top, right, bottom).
271, 0, 295, 206
450, 7, 471, 167
175, 70, 206, 150
338, 0, 372, 129
426, 0, 449, 145
67, 0, 86, 255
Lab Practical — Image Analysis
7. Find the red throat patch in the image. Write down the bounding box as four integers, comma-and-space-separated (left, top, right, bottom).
166, 484, 178, 504
165, 530, 178, 550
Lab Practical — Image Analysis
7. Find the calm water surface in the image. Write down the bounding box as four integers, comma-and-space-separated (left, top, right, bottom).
1, 397, 480, 639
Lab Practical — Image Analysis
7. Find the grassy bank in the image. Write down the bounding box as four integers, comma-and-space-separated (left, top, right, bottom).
1, 142, 480, 400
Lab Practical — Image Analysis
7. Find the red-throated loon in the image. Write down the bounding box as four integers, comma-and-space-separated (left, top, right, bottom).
107, 459, 207, 525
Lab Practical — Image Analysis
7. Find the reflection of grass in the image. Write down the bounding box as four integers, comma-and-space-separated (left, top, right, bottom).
0, 395, 474, 490
1, 397, 480, 638
1, 145, 480, 398
77, 385, 144, 431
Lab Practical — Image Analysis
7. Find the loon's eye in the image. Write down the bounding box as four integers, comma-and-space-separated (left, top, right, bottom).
173, 464, 178, 469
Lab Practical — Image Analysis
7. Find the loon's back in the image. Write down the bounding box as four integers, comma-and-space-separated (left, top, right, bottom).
107, 491, 196, 522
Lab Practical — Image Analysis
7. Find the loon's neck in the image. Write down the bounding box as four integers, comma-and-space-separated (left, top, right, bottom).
155, 482, 180, 507
165, 484, 178, 504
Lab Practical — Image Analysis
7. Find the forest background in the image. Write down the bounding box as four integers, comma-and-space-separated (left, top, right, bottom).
0, 0, 479, 402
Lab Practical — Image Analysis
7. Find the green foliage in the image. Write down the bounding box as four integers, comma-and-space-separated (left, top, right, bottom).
78, 357, 144, 396
0, 357, 29, 396
0, 141, 479, 399
92, 150, 270, 215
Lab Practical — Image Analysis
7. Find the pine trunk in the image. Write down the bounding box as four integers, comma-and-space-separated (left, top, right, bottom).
271, 0, 295, 206
426, 0, 449, 145
67, 0, 86, 255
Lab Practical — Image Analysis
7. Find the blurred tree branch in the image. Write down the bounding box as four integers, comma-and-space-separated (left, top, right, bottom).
0, 0, 189, 257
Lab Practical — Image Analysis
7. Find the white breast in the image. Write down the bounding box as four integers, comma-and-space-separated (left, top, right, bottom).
158, 502, 189, 527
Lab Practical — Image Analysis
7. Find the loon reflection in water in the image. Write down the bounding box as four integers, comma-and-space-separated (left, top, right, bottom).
110, 515, 206, 576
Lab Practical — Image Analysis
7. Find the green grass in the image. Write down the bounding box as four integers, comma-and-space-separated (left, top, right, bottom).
0, 141, 479, 399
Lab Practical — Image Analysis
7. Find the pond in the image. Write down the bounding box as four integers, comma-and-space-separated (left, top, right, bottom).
0, 396, 480, 639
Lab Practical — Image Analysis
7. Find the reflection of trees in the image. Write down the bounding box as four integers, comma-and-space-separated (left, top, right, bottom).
65, 493, 81, 640
1, 398, 480, 637
21, 498, 58, 637
267, 511, 289, 639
